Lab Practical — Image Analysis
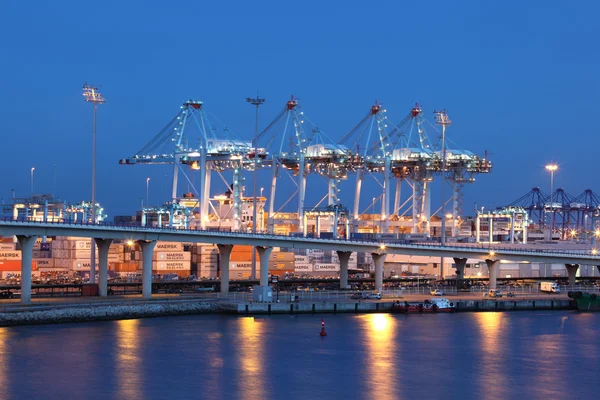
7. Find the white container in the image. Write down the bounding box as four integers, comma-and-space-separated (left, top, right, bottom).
314, 263, 339, 272
0, 243, 16, 251
72, 260, 93, 269
34, 258, 55, 268
230, 262, 253, 269
155, 242, 184, 252
153, 261, 191, 271
152, 252, 191, 261
294, 263, 313, 272
0, 251, 21, 260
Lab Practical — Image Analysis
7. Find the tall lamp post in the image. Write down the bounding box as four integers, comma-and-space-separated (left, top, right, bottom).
83, 83, 105, 285
434, 109, 451, 280
52, 165, 57, 198
372, 197, 376, 233
146, 177, 151, 207
246, 93, 265, 280
30, 167, 35, 196
545, 164, 558, 233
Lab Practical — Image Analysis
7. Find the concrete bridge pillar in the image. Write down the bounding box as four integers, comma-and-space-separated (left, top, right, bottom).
371, 253, 387, 293
453, 257, 467, 280
485, 259, 500, 290
217, 244, 233, 294
337, 251, 352, 289
256, 246, 273, 287
16, 235, 38, 305
138, 240, 157, 299
94, 238, 113, 297
565, 264, 579, 287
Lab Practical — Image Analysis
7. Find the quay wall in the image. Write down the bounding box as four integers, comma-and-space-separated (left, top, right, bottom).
0, 298, 576, 327
0, 301, 218, 327
221, 299, 576, 315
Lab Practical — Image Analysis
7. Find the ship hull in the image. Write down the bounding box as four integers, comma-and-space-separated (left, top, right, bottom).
568, 291, 600, 311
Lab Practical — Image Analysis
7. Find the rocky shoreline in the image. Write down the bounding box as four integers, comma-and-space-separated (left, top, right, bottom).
0, 301, 219, 327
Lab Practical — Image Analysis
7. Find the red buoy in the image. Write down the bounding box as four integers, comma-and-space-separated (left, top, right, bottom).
320, 318, 327, 336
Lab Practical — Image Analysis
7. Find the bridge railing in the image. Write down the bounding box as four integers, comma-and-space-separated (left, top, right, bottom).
0, 217, 597, 258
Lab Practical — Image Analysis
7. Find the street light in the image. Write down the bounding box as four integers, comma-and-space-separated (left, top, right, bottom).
83, 83, 105, 285
372, 197, 376, 233
30, 167, 35, 196
247, 93, 265, 280
435, 109, 451, 280
146, 177, 151, 207
545, 164, 558, 232
52, 165, 57, 198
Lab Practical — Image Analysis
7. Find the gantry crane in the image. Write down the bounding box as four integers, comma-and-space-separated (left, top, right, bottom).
120, 99, 267, 229
257, 96, 351, 234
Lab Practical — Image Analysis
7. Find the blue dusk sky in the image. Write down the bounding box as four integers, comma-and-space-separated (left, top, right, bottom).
1, 1, 598, 218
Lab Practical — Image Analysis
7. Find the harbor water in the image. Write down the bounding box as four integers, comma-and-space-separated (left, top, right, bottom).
0, 311, 598, 399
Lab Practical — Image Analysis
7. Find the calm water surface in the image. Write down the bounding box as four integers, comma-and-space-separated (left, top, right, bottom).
0, 311, 598, 400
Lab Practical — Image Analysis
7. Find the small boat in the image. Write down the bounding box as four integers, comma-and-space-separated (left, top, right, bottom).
391, 298, 456, 313
568, 291, 600, 311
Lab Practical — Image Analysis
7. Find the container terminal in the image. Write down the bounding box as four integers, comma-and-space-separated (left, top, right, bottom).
1, 98, 600, 290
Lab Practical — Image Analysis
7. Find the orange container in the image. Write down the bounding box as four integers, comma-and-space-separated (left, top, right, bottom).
232, 245, 253, 253
0, 260, 25, 271
230, 253, 252, 262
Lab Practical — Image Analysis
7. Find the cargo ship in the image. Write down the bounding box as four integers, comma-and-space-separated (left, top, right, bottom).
568, 291, 600, 311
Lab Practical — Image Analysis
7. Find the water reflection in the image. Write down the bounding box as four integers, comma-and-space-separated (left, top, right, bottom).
202, 331, 223, 397
237, 317, 267, 400
474, 312, 507, 399
0, 328, 9, 394
358, 314, 397, 400
115, 319, 142, 400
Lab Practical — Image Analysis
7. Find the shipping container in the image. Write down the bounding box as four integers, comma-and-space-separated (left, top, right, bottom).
153, 261, 191, 271
232, 245, 254, 253
272, 252, 295, 261
230, 262, 253, 269
230, 253, 253, 262
0, 260, 24, 271
294, 264, 313, 272
314, 263, 340, 272
294, 255, 309, 263
155, 242, 184, 252
33, 258, 55, 268
152, 252, 191, 261
0, 251, 21, 260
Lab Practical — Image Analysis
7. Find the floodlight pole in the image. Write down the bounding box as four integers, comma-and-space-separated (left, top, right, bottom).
435, 109, 451, 280
247, 93, 265, 281
83, 83, 105, 284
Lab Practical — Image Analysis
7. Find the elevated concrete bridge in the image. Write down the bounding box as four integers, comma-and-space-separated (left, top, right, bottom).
0, 220, 598, 304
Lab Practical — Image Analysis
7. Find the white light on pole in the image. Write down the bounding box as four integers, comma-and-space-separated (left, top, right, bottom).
30, 167, 35, 196
434, 109, 451, 280
83, 83, 105, 285
146, 177, 151, 207
545, 164, 558, 232
52, 165, 57, 198
246, 93, 265, 280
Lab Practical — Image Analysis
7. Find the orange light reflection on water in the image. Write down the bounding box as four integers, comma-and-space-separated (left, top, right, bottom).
474, 312, 507, 398
116, 319, 142, 400
237, 317, 267, 400
0, 328, 9, 393
358, 314, 397, 400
